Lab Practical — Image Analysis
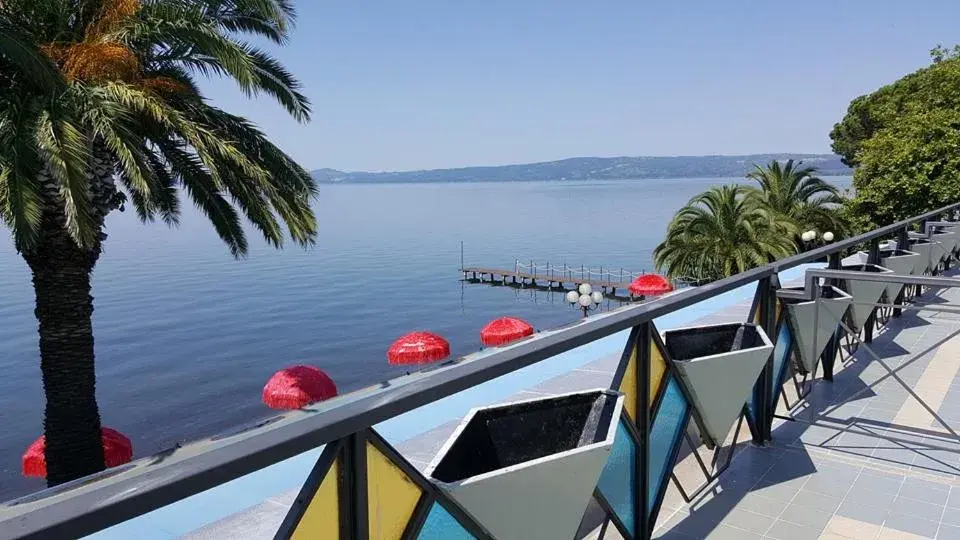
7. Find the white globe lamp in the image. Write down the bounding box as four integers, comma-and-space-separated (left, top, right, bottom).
591, 291, 603, 304
822, 231, 834, 242
578, 294, 593, 307
566, 291, 580, 304
578, 283, 592, 296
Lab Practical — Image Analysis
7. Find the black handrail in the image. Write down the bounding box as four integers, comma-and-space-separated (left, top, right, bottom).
2, 201, 959, 540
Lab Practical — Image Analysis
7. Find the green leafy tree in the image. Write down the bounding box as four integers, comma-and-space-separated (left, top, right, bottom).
831, 48, 960, 228
848, 110, 960, 227
830, 53, 960, 168
0, 0, 317, 485
746, 159, 847, 240
654, 185, 797, 282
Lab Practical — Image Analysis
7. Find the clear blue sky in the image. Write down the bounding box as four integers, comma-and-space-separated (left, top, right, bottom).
202, 1, 960, 171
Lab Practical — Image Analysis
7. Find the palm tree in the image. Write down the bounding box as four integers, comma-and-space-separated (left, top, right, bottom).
0, 0, 317, 486
654, 185, 797, 282
746, 159, 847, 240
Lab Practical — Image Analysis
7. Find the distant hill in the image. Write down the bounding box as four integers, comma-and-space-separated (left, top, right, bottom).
311, 154, 852, 184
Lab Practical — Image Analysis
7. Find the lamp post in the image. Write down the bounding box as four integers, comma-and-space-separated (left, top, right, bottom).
566, 283, 603, 317
801, 230, 834, 251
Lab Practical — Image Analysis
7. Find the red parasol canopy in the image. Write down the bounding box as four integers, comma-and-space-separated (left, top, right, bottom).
262, 365, 338, 410
628, 274, 674, 296
22, 427, 133, 478
388, 331, 450, 365
480, 317, 534, 347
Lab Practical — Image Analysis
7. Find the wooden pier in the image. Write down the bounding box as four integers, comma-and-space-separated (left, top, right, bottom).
460, 265, 637, 297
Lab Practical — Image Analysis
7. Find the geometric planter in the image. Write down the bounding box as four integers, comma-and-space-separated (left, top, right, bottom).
878, 249, 921, 304
839, 263, 894, 332
426, 389, 623, 540
779, 286, 852, 374
663, 323, 773, 448
930, 230, 956, 265
908, 238, 935, 275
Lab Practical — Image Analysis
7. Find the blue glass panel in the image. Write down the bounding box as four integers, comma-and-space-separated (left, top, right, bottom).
769, 319, 793, 407
596, 418, 637, 532
647, 376, 689, 515
418, 502, 475, 540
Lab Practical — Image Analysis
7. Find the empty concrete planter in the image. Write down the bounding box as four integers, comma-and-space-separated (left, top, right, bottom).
931, 230, 956, 264
908, 238, 935, 275
839, 264, 894, 332
663, 323, 773, 447
426, 389, 623, 540
779, 286, 852, 374
878, 249, 920, 304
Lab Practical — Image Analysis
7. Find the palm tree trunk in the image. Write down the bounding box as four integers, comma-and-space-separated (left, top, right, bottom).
20, 154, 117, 486
23, 217, 104, 486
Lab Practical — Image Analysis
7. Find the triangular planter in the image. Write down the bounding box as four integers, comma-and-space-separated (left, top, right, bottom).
930, 232, 956, 264
877, 249, 920, 304
779, 286, 852, 374
426, 389, 622, 540
663, 323, 773, 447
909, 239, 935, 275
839, 264, 893, 332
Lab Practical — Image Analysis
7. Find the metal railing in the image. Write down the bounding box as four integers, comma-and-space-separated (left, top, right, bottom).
3, 202, 960, 540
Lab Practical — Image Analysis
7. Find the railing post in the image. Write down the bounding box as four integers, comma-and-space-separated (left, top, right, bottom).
821, 252, 843, 382
636, 322, 652, 540
864, 238, 881, 343
342, 432, 368, 540
752, 275, 777, 443
894, 227, 910, 317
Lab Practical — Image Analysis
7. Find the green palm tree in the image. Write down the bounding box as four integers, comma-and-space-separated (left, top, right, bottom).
654, 185, 797, 282
0, 0, 317, 485
746, 159, 847, 239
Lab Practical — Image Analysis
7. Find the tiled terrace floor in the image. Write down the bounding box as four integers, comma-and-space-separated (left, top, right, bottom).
185, 275, 960, 540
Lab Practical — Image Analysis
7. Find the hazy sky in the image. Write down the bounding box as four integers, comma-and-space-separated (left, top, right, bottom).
201, 1, 960, 171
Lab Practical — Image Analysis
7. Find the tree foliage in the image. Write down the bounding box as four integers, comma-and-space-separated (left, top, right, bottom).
745, 159, 847, 237
0, 0, 317, 255
654, 185, 797, 283
830, 49, 960, 228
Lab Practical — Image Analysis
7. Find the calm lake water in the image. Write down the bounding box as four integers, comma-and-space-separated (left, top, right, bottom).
0, 176, 850, 498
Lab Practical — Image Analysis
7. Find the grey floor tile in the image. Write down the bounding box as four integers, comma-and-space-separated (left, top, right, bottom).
790, 490, 843, 513
898, 477, 951, 506
939, 507, 960, 527
883, 512, 941, 539
764, 519, 823, 540
734, 493, 788, 518
948, 487, 960, 510
835, 500, 891, 526
720, 508, 776, 535
706, 524, 764, 540
803, 472, 858, 497
779, 502, 833, 530
852, 470, 905, 493
892, 496, 946, 523
937, 523, 960, 539
844, 485, 898, 509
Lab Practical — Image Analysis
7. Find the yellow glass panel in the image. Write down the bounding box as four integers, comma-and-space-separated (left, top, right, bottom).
649, 340, 667, 405
292, 459, 339, 540
618, 347, 638, 420
367, 443, 422, 539
618, 336, 668, 421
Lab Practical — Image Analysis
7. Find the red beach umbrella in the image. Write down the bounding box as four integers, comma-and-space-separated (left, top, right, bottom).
22, 427, 133, 478
628, 274, 674, 296
262, 365, 338, 410
388, 331, 450, 365
480, 317, 534, 347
